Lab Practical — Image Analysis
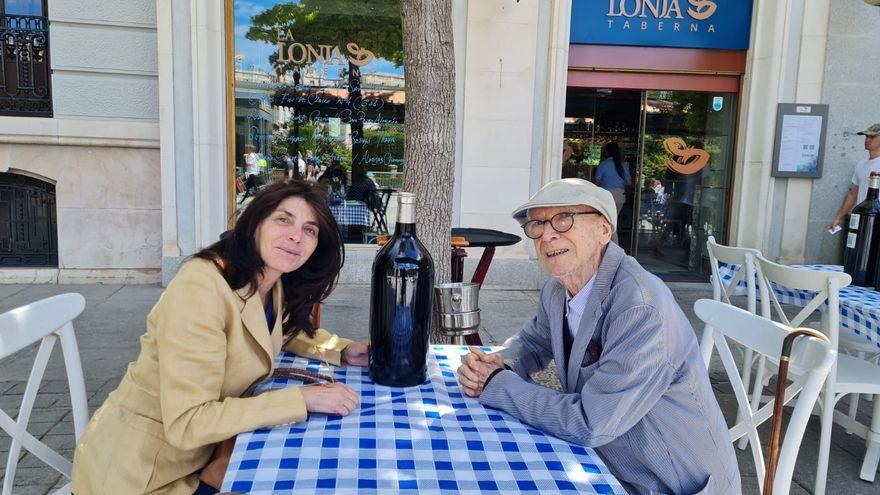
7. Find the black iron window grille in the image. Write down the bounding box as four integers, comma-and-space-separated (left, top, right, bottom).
0, 172, 58, 267
0, 13, 51, 117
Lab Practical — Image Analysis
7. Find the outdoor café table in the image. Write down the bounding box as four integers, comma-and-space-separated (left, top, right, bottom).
221, 345, 627, 495
329, 200, 370, 227
718, 263, 880, 350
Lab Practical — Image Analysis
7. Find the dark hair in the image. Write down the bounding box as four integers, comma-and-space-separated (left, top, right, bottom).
351, 167, 367, 183
605, 141, 625, 181
194, 180, 344, 338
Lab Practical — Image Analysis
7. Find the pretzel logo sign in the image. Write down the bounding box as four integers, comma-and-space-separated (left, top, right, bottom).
663, 137, 710, 174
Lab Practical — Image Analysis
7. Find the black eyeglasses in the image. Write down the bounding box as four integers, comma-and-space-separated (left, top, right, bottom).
521, 212, 601, 239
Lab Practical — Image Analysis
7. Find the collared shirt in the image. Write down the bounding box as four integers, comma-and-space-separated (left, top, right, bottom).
565, 275, 596, 339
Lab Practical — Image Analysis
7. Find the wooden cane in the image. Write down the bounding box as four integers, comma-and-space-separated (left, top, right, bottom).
763, 328, 830, 495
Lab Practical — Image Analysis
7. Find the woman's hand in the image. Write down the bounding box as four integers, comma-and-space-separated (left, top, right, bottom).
199, 436, 236, 489
341, 342, 369, 367
300, 382, 360, 416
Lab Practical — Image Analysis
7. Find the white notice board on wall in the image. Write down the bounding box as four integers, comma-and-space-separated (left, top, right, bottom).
771, 103, 829, 178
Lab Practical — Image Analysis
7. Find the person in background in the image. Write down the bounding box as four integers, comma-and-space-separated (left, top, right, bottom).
71, 181, 368, 494
594, 142, 631, 243
319, 159, 349, 191
284, 152, 299, 181
346, 167, 378, 205
828, 123, 880, 231
305, 150, 318, 172
593, 141, 632, 243
240, 144, 262, 203
456, 178, 740, 495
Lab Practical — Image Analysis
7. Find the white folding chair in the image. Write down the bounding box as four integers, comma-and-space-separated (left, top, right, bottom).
702, 236, 762, 372
703, 237, 763, 449
695, 299, 835, 495
0, 293, 89, 495
753, 256, 880, 494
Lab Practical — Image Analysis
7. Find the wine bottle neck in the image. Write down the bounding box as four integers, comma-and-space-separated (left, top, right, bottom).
868, 187, 879, 200
394, 222, 416, 236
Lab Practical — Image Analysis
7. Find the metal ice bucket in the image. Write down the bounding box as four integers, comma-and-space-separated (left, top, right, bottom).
434, 282, 480, 313
434, 282, 481, 345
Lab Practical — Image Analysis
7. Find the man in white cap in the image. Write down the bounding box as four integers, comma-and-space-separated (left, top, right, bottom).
828, 123, 880, 230
457, 178, 740, 495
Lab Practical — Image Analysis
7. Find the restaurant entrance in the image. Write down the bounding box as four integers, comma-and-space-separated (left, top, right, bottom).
563, 88, 737, 280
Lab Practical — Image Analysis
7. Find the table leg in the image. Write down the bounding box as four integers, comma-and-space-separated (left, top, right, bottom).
471, 247, 496, 286
451, 247, 466, 283
859, 395, 880, 481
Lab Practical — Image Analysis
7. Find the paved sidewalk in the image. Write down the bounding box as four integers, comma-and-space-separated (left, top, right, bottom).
0, 283, 878, 493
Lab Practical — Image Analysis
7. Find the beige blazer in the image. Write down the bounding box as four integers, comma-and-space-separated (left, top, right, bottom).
70, 258, 352, 494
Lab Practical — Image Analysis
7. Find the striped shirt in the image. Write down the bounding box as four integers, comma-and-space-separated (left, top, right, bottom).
565, 276, 595, 339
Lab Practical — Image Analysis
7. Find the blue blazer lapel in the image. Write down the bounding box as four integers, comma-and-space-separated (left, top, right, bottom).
566, 243, 625, 390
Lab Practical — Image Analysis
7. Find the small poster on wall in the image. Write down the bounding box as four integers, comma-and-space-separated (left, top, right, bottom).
771, 103, 829, 178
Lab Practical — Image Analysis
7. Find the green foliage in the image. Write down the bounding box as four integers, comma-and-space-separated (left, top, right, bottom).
245, 0, 404, 74
363, 124, 404, 170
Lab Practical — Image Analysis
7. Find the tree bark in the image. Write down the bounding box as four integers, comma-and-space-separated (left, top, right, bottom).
400, 0, 456, 343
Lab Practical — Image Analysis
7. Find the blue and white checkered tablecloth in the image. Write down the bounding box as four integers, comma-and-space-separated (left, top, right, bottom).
330, 200, 370, 227
717, 263, 880, 349
221, 345, 627, 495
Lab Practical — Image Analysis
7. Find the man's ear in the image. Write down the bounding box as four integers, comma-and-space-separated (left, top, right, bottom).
599, 218, 613, 244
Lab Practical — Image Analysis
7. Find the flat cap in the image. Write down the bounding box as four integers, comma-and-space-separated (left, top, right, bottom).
511, 178, 617, 233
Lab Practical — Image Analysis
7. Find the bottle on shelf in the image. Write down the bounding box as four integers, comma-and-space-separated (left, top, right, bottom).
844, 172, 880, 286
368, 192, 435, 387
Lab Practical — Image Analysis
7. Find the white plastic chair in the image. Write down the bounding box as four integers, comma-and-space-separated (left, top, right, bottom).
753, 256, 880, 494
695, 299, 835, 495
0, 293, 89, 495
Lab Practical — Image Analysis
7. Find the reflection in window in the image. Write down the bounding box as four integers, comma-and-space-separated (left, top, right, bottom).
233, 0, 405, 244
2, 0, 43, 16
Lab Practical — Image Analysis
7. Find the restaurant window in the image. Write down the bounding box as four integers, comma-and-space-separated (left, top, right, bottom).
230, 0, 405, 244
0, 0, 52, 117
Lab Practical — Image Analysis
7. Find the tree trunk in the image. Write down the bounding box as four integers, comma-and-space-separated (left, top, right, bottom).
400, 0, 456, 343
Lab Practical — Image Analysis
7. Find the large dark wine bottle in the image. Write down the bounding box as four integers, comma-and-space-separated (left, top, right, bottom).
844, 172, 880, 286
368, 193, 435, 387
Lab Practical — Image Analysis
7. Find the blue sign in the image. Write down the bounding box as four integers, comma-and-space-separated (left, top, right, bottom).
571, 0, 754, 50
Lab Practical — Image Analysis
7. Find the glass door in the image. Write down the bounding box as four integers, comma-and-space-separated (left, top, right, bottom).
563, 88, 642, 249
633, 90, 738, 279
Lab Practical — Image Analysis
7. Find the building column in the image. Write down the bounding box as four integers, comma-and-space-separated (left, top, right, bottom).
158, 0, 229, 284
539, 0, 572, 187
731, 0, 830, 263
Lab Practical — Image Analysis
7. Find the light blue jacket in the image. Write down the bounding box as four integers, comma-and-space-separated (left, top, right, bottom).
479, 243, 741, 495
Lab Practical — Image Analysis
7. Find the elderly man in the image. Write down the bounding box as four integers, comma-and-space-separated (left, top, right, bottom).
458, 178, 740, 495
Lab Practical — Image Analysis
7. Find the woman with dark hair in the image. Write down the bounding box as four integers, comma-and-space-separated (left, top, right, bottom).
346, 167, 378, 205
70, 180, 368, 495
594, 141, 632, 242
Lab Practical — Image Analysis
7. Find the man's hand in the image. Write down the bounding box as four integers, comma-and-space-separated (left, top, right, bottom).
827, 217, 842, 231
457, 347, 505, 397
300, 382, 360, 416
341, 342, 369, 367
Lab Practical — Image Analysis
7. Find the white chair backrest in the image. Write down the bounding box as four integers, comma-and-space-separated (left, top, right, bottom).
753, 254, 852, 348
0, 293, 89, 495
706, 235, 762, 310
702, 236, 763, 366
695, 299, 835, 495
